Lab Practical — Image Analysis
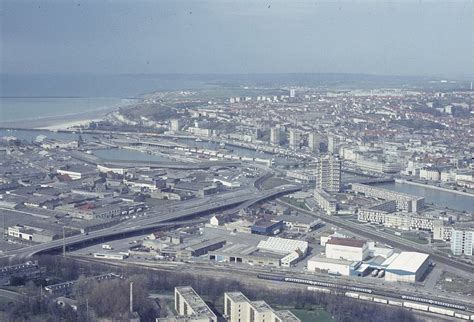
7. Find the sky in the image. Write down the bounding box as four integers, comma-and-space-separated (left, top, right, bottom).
1, 0, 473, 78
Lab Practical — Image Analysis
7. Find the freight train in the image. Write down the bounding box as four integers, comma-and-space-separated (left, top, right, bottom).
257, 274, 472, 320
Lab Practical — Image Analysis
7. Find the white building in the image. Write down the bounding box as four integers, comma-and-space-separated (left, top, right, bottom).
352, 183, 424, 213
308, 133, 320, 152
170, 119, 182, 133
288, 129, 300, 150
224, 292, 300, 322
419, 167, 440, 181
270, 127, 281, 146
384, 252, 430, 283
307, 256, 360, 276
257, 237, 308, 256
174, 286, 217, 322
325, 237, 369, 262
314, 188, 337, 215
451, 229, 473, 256
315, 155, 341, 193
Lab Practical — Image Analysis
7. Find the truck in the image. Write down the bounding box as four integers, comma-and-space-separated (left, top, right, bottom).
102, 244, 113, 250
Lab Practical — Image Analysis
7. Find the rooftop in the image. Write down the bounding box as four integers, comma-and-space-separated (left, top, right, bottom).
326, 237, 366, 248
386, 252, 429, 273
175, 286, 217, 319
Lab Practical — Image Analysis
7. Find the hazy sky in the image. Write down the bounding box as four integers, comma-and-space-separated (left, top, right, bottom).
1, 0, 473, 78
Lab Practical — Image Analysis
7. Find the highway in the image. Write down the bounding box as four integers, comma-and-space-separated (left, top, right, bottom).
2, 185, 300, 260
278, 199, 474, 278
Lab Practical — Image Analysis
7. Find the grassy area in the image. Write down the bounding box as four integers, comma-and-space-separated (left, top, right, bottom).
436, 272, 474, 296
281, 197, 310, 211
291, 308, 335, 322
401, 235, 429, 245
260, 177, 291, 190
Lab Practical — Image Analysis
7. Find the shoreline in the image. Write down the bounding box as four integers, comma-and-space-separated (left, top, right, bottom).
395, 178, 474, 197
0, 100, 139, 130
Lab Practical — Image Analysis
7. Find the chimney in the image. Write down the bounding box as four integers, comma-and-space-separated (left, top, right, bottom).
129, 282, 133, 314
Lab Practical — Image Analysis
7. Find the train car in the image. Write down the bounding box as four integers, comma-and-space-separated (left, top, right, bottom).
454, 313, 470, 320
401, 295, 466, 311
403, 301, 429, 312
257, 274, 285, 282
308, 286, 331, 294
388, 300, 403, 307
349, 286, 373, 294
373, 297, 388, 304
359, 295, 373, 301
428, 306, 455, 317
345, 292, 359, 299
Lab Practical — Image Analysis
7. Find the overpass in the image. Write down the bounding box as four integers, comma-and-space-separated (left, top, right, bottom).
2, 185, 301, 260
70, 151, 241, 170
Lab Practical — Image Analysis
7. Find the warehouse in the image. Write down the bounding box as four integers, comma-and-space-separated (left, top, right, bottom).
385, 252, 429, 283
257, 237, 308, 256
307, 256, 361, 276
251, 220, 284, 236
325, 237, 369, 261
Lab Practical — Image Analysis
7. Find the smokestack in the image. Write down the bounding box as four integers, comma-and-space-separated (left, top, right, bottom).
129, 282, 133, 314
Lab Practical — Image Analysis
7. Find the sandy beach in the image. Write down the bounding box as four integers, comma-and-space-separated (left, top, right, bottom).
0, 103, 125, 130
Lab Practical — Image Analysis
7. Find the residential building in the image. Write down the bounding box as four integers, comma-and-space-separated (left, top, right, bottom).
224, 291, 300, 322
315, 155, 341, 193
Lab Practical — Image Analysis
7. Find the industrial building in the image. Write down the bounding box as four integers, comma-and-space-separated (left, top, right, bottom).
224, 291, 300, 322
325, 237, 369, 261
174, 286, 217, 322
176, 238, 227, 259
307, 256, 361, 276
384, 252, 430, 283
251, 220, 284, 236
209, 237, 308, 268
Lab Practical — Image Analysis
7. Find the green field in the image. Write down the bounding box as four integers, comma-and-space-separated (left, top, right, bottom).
291, 308, 336, 322
281, 197, 310, 211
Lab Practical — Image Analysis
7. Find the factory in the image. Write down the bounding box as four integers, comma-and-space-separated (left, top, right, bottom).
325, 237, 369, 261
308, 235, 430, 283
209, 237, 308, 268
384, 252, 430, 283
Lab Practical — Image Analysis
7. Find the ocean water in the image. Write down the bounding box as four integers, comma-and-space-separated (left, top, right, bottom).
0, 74, 213, 123
0, 97, 132, 122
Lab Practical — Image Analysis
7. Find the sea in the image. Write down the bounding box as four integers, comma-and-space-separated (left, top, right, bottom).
0, 74, 213, 124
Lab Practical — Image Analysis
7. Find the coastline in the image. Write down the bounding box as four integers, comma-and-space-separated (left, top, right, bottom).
0, 100, 138, 130
395, 178, 474, 198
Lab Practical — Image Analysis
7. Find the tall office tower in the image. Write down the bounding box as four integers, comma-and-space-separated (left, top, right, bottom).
315, 155, 341, 192
170, 119, 182, 133
308, 132, 321, 153
327, 134, 339, 154
290, 89, 296, 98
270, 128, 281, 146
451, 229, 473, 256
289, 129, 300, 150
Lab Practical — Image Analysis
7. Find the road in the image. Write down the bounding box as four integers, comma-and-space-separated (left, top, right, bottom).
1, 185, 300, 260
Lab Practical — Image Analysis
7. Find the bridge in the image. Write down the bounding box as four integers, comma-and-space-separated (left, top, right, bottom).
2, 185, 301, 260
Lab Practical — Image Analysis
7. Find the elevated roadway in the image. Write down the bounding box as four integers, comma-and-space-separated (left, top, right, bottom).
2, 185, 300, 260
